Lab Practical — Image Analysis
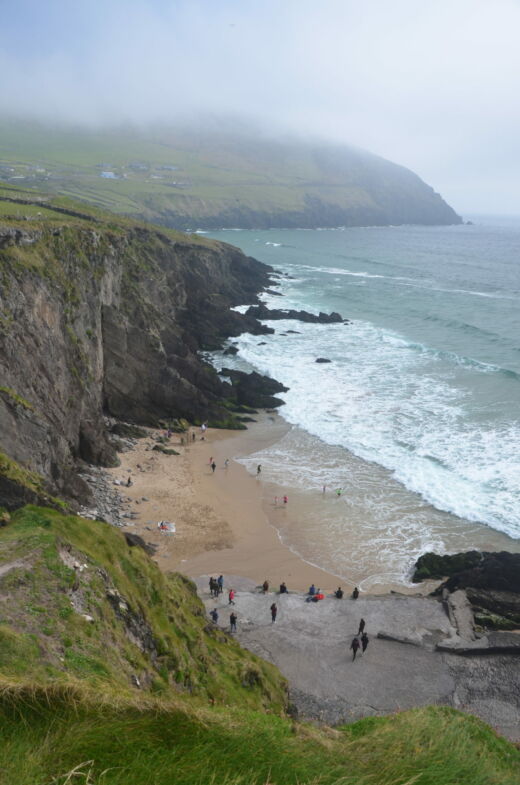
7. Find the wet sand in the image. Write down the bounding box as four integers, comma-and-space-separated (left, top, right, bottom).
109, 414, 348, 593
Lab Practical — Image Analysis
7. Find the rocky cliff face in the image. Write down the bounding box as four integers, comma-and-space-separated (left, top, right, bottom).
0, 220, 272, 508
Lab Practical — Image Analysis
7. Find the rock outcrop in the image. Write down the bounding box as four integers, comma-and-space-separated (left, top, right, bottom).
413, 551, 520, 630
220, 369, 289, 409
245, 304, 347, 324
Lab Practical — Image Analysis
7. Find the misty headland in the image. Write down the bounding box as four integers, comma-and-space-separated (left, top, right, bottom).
0, 120, 461, 230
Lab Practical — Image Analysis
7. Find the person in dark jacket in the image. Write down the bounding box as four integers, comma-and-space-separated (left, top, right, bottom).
210, 608, 218, 624
270, 603, 277, 623
350, 636, 360, 661
361, 632, 369, 653
352, 587, 359, 599
279, 582, 288, 594
230, 612, 237, 633
358, 618, 366, 636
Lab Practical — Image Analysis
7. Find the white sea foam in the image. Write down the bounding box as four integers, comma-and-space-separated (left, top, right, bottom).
228, 320, 520, 540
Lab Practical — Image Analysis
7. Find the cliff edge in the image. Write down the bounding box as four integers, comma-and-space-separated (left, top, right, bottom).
0, 190, 272, 508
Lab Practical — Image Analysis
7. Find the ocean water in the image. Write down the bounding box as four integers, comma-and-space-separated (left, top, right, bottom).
205, 220, 520, 587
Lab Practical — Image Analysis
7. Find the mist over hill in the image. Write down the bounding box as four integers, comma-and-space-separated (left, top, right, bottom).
0, 121, 460, 229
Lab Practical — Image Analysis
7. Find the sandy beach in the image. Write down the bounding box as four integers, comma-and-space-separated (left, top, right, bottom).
109, 414, 364, 593
107, 412, 448, 594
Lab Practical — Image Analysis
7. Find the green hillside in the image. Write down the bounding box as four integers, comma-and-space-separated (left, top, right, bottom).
0, 506, 518, 785
0, 121, 460, 229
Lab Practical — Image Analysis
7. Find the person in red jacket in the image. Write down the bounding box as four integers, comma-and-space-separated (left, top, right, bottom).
228, 589, 235, 605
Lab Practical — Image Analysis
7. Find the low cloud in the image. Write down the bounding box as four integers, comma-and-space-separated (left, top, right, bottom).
2, 0, 520, 212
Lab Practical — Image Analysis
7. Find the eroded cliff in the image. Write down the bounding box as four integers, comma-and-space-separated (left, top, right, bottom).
0, 208, 272, 508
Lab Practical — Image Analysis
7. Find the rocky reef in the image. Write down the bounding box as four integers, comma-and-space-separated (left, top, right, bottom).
413, 551, 520, 631
245, 304, 347, 324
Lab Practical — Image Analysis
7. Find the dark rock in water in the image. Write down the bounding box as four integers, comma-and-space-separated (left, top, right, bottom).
245, 303, 347, 324
124, 532, 157, 556
412, 551, 484, 582
220, 368, 288, 409
286, 330, 300, 334
111, 422, 148, 439
223, 345, 239, 355
315, 358, 331, 363
265, 288, 283, 296
257, 342, 267, 346
442, 552, 520, 594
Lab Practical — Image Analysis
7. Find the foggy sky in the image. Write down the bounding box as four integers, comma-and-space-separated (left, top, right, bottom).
2, 0, 520, 214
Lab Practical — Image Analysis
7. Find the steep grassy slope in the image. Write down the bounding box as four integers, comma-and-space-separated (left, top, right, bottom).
0, 506, 518, 785
0, 505, 286, 709
0, 684, 518, 784
0, 121, 461, 228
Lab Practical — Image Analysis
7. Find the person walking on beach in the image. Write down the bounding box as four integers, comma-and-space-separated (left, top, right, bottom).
210, 608, 218, 624
270, 602, 277, 623
211, 461, 216, 473
352, 587, 359, 600
257, 464, 262, 475
262, 579, 269, 594
209, 577, 217, 597
230, 612, 237, 633
358, 618, 366, 636
209, 456, 213, 465
224, 458, 229, 469
350, 636, 360, 661
283, 495, 288, 505
217, 575, 224, 594
228, 589, 235, 605
361, 632, 369, 653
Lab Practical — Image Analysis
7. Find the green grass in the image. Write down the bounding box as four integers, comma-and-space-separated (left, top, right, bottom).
0, 685, 517, 785
0, 454, 66, 510
0, 120, 458, 228
0, 507, 517, 784
0, 386, 34, 411
0, 506, 286, 711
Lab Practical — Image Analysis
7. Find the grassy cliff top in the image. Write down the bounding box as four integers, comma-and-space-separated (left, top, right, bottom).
0, 180, 213, 245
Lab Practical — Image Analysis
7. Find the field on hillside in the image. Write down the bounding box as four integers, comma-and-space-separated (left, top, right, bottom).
0, 121, 459, 229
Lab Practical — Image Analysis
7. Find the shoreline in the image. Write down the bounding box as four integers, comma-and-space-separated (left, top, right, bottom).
106, 413, 439, 594
109, 414, 348, 593
102, 408, 520, 596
